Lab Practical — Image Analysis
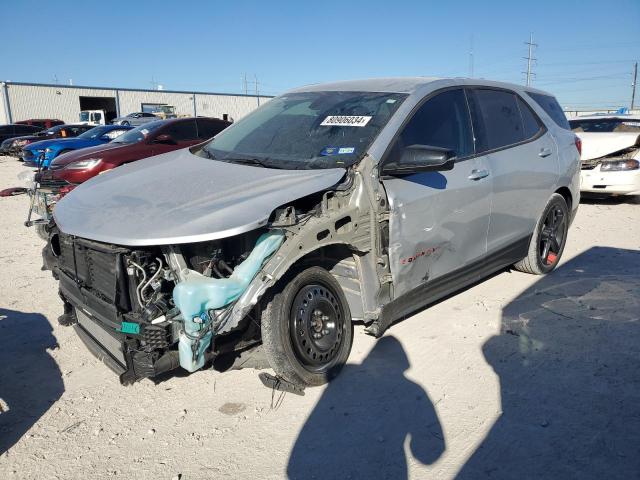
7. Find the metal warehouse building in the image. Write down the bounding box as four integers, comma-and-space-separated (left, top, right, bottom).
0, 81, 271, 125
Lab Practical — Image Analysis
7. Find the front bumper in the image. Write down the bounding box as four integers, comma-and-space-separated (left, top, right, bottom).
52, 233, 178, 384
580, 166, 640, 196
22, 149, 54, 168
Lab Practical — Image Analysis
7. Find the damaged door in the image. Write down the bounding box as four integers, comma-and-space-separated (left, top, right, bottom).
381, 88, 491, 298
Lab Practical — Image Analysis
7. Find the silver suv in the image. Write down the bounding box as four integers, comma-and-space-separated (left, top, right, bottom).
44, 77, 580, 389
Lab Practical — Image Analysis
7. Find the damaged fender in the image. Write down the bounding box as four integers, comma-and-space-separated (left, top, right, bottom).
172, 231, 285, 372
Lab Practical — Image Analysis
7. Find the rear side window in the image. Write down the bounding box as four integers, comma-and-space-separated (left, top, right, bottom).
468, 89, 525, 152
196, 119, 229, 140
390, 88, 474, 161
16, 125, 39, 134
164, 120, 198, 141
526, 92, 570, 130
517, 97, 543, 139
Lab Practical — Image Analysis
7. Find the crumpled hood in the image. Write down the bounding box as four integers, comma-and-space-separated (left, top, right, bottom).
575, 131, 640, 161
54, 148, 346, 246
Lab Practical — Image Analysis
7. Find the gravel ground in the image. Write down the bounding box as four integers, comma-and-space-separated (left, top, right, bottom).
0, 156, 639, 479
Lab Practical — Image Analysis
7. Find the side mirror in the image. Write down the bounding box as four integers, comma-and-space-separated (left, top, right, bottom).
383, 145, 455, 175
154, 133, 176, 145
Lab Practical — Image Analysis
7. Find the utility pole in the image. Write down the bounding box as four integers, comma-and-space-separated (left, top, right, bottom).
523, 33, 537, 86
254, 74, 260, 107
631, 62, 637, 111
242, 73, 248, 95
469, 35, 474, 78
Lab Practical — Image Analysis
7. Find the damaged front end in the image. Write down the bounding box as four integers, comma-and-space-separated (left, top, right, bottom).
47, 227, 285, 384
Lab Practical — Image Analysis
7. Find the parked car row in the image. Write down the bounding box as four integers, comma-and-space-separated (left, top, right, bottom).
1, 124, 93, 157
24, 117, 231, 238
33, 77, 581, 391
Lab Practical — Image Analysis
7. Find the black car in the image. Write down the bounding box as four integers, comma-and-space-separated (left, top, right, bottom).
1, 124, 94, 157
0, 124, 43, 147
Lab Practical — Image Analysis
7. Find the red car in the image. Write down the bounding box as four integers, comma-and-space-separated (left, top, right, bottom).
16, 118, 65, 129
44, 117, 230, 185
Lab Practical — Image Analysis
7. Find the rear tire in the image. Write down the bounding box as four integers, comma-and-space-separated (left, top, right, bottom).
514, 193, 569, 275
261, 266, 353, 387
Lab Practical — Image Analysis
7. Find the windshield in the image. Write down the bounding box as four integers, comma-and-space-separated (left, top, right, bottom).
570, 118, 640, 133
111, 121, 165, 144
202, 91, 407, 169
42, 126, 62, 136
78, 126, 111, 139
79, 112, 90, 122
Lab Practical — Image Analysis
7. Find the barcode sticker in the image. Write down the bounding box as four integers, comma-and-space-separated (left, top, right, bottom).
320, 115, 372, 127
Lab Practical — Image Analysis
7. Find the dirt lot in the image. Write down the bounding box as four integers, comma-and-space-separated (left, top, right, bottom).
0, 156, 638, 479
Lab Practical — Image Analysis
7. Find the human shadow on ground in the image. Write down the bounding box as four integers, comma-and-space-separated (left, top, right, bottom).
287, 336, 445, 479
458, 247, 640, 479
0, 308, 63, 455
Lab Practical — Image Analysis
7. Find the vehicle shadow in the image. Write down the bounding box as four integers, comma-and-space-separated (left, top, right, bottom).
0, 308, 64, 455
580, 194, 639, 205
457, 246, 640, 479
287, 336, 445, 479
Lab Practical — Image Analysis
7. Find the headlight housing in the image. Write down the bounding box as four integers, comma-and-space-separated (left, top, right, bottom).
600, 159, 640, 171
64, 158, 102, 170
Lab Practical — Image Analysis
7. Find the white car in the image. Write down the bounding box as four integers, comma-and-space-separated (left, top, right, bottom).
570, 115, 640, 198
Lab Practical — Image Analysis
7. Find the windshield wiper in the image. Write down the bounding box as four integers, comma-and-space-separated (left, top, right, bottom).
221, 156, 270, 168
197, 148, 216, 160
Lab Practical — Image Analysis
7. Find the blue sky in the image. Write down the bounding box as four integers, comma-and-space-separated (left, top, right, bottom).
2, 0, 639, 109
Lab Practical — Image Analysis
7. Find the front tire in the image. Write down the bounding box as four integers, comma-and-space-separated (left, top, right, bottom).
261, 266, 353, 387
514, 193, 569, 275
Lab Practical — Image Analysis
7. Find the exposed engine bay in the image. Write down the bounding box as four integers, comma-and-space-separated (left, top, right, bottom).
581, 144, 640, 170
45, 227, 285, 384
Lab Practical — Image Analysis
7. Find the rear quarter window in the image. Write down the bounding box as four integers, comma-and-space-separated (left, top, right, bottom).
526, 92, 570, 130
196, 119, 229, 140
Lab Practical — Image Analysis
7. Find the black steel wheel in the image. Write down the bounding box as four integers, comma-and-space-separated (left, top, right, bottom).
261, 267, 353, 387
514, 193, 569, 275
289, 283, 345, 373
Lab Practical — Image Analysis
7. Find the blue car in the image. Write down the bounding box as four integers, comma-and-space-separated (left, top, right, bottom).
22, 124, 133, 168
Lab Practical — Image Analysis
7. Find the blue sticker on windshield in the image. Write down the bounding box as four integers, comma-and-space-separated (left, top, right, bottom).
320, 147, 355, 156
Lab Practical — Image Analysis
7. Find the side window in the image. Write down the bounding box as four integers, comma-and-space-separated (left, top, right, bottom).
164, 120, 198, 141
526, 92, 570, 130
516, 96, 543, 139
16, 125, 33, 134
390, 89, 474, 162
468, 89, 524, 152
196, 119, 228, 140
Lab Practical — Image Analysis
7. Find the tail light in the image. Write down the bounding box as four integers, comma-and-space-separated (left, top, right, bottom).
58, 185, 76, 197
574, 136, 582, 157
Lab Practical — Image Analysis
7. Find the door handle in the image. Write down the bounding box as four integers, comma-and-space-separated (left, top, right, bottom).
468, 169, 490, 180
539, 147, 552, 157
